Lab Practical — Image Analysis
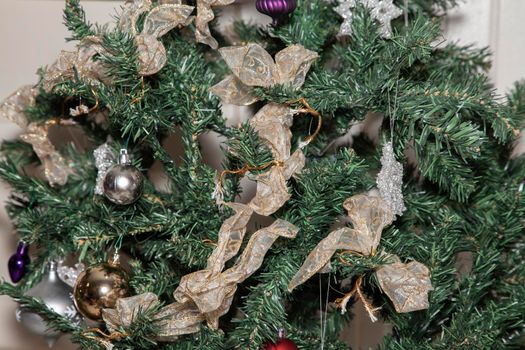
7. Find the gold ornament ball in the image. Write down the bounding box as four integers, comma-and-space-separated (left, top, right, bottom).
73, 262, 130, 321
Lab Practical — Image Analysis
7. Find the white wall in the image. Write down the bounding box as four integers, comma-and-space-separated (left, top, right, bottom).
0, 2, 119, 349
444, 0, 525, 93
0, 1, 524, 349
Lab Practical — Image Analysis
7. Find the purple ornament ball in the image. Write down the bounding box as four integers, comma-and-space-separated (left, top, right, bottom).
256, 0, 297, 26
8, 242, 30, 283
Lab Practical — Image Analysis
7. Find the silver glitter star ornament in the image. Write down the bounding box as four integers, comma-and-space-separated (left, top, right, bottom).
94, 143, 116, 196
58, 261, 86, 287
335, 0, 403, 38
376, 141, 406, 217
335, 0, 356, 36
367, 0, 403, 38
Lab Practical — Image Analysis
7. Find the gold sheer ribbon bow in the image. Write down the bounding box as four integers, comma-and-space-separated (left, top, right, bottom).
210, 43, 318, 105
41, 1, 194, 90
42, 36, 111, 92
288, 193, 433, 316
0, 85, 37, 127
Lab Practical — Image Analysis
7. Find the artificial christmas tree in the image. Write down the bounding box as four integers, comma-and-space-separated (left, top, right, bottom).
0, 0, 524, 349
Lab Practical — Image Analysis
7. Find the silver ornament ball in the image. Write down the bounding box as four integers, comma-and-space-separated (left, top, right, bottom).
102, 149, 143, 205
17, 261, 81, 348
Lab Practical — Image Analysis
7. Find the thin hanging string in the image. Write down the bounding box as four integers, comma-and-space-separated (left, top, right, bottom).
322, 271, 331, 349
387, 77, 401, 144
396, 0, 407, 141
404, 0, 409, 27
286, 97, 323, 147
124, 132, 132, 150
88, 87, 100, 113
387, 89, 393, 142
131, 77, 145, 105
82, 327, 128, 348
392, 79, 400, 142
112, 234, 124, 264
319, 274, 324, 349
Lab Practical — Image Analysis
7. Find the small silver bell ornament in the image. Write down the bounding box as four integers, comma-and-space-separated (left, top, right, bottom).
102, 149, 144, 205
16, 261, 81, 348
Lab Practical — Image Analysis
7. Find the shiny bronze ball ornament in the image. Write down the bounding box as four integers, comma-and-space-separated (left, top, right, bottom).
73, 261, 130, 321
103, 149, 143, 205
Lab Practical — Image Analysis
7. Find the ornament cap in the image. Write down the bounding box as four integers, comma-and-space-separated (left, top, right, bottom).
263, 329, 298, 350
15, 242, 29, 256
118, 149, 130, 165
46, 261, 60, 283
110, 250, 121, 266
256, 0, 296, 26
47, 260, 58, 272
46, 336, 58, 348
278, 328, 287, 339
8, 241, 31, 283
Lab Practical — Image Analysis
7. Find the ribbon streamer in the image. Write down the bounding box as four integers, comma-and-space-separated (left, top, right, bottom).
1, 86, 73, 186
172, 219, 299, 330
0, 85, 37, 128
103, 292, 160, 332
19, 122, 71, 186
119, 0, 194, 76
195, 0, 235, 49
247, 103, 306, 215
206, 203, 254, 274
213, 103, 307, 210
41, 0, 194, 90
103, 102, 306, 340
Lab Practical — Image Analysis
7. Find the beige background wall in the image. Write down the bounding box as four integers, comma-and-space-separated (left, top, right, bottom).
0, 1, 524, 349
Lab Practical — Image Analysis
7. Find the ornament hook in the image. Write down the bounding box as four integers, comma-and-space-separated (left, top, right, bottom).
277, 328, 287, 339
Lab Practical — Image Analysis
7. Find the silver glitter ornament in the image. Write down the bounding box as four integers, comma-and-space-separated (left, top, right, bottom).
367, 0, 403, 38
57, 261, 86, 288
94, 143, 116, 196
335, 0, 356, 36
102, 149, 143, 205
17, 261, 81, 348
376, 141, 406, 217
335, 0, 402, 38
